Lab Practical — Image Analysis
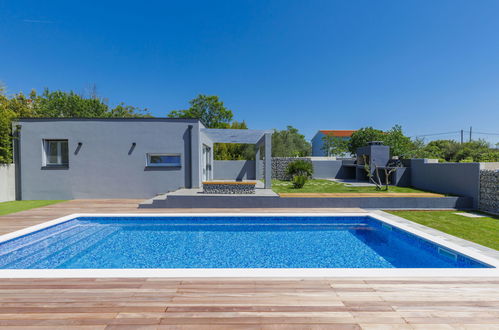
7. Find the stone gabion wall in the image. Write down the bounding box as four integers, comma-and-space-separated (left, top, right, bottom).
203, 183, 255, 194
479, 170, 499, 214
271, 157, 312, 181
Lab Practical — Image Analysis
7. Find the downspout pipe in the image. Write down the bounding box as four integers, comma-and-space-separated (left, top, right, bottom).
13, 124, 22, 200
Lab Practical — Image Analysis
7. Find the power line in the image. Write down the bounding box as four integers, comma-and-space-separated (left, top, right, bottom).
411, 130, 499, 139
474, 131, 499, 136
410, 131, 460, 138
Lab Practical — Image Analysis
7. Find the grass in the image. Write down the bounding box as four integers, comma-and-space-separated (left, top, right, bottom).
272, 179, 430, 194
386, 210, 499, 250
0, 200, 65, 216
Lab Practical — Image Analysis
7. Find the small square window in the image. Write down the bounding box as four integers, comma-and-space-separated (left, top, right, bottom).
43, 140, 69, 166
146, 154, 181, 167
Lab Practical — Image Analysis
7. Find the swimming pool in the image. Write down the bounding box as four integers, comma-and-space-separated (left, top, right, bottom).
0, 214, 493, 270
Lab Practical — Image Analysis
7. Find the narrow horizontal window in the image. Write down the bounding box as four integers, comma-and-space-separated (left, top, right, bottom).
146, 154, 181, 167
43, 140, 69, 166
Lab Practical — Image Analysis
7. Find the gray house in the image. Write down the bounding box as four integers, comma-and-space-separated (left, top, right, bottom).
12, 118, 272, 200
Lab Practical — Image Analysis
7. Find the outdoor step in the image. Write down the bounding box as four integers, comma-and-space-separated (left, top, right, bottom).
0, 224, 95, 267
0, 225, 112, 269
30, 226, 119, 269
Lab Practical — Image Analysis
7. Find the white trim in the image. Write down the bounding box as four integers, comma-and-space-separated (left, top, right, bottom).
0, 212, 497, 278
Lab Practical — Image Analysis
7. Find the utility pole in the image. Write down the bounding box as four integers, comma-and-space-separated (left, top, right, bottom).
460, 130, 464, 144
469, 126, 472, 142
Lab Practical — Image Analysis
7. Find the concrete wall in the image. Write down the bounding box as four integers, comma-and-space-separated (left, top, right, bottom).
311, 160, 344, 179
0, 164, 15, 202
409, 159, 481, 208
15, 118, 201, 199
213, 160, 259, 180
147, 194, 472, 209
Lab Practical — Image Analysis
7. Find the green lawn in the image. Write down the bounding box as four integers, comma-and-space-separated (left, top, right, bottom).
0, 200, 65, 216
272, 179, 429, 194
386, 210, 499, 250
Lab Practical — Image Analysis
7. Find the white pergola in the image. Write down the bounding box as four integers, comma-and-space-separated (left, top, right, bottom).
201, 128, 273, 188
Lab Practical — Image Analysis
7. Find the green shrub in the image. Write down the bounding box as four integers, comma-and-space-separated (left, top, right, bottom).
286, 160, 313, 179
292, 175, 307, 188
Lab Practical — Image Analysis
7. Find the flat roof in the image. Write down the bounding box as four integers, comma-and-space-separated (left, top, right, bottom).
15, 117, 201, 124
202, 128, 273, 144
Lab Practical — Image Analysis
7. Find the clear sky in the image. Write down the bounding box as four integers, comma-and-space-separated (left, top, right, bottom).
1, 0, 498, 144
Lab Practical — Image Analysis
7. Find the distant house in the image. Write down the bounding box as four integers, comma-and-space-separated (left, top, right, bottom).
311, 130, 356, 156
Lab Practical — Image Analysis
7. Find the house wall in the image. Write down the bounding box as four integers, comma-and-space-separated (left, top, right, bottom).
213, 160, 259, 180
311, 132, 352, 157
15, 119, 201, 200
408, 159, 481, 208
0, 164, 15, 202
311, 132, 326, 156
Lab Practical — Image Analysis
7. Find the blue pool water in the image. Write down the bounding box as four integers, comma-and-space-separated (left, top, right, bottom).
0, 216, 491, 269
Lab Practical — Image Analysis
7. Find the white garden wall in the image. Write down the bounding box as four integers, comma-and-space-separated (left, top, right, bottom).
0, 164, 15, 202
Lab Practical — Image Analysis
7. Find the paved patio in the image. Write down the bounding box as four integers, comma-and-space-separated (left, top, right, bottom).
0, 200, 498, 328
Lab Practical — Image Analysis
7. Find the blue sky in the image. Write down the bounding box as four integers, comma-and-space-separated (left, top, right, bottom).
1, 0, 498, 144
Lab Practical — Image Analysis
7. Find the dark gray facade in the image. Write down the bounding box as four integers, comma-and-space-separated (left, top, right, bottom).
14, 118, 208, 199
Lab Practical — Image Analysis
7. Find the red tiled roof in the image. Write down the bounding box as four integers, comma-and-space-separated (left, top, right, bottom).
320, 130, 356, 137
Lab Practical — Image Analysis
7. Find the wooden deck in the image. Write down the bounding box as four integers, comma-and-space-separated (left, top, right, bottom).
0, 277, 498, 328
0, 200, 498, 328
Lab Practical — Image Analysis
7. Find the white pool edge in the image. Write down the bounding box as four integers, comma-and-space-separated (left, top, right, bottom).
0, 212, 498, 278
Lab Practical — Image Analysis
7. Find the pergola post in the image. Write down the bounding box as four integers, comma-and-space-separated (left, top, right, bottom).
255, 145, 261, 179
264, 133, 272, 189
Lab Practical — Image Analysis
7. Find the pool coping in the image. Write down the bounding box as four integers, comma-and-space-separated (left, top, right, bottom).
0, 212, 498, 278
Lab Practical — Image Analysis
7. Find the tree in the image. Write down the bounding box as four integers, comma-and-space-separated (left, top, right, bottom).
109, 103, 151, 118
348, 127, 384, 155
168, 95, 233, 128
0, 85, 151, 164
321, 135, 349, 157
383, 125, 414, 157
453, 140, 492, 162
272, 126, 311, 157
349, 125, 413, 158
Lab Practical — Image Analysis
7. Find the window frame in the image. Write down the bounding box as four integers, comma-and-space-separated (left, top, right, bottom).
43, 139, 69, 167
146, 153, 181, 167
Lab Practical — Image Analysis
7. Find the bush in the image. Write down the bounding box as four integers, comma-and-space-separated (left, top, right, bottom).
292, 175, 307, 189
285, 160, 313, 179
